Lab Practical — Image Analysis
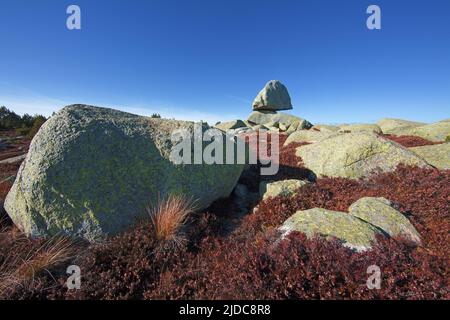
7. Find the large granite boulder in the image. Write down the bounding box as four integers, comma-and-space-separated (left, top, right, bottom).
349, 197, 421, 245
377, 118, 426, 134
252, 80, 292, 111
4, 105, 245, 241
247, 111, 312, 130
279, 208, 382, 252
295, 132, 431, 179
409, 143, 450, 170
338, 124, 382, 134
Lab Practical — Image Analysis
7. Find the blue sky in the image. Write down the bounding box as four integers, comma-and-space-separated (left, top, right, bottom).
0, 0, 449, 124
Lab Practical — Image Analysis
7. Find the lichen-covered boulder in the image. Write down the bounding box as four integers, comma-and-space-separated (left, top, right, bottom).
338, 124, 382, 134
295, 132, 431, 179
279, 208, 382, 252
215, 120, 247, 132
409, 143, 450, 170
284, 130, 339, 146
252, 80, 292, 111
406, 122, 450, 142
259, 179, 309, 200
4, 105, 245, 241
377, 118, 425, 134
349, 197, 421, 244
247, 111, 312, 129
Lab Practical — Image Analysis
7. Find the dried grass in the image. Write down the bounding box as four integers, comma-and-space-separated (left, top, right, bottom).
147, 194, 195, 247
0, 235, 74, 298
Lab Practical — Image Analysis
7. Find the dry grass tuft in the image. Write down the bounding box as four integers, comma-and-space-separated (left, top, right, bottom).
147, 194, 195, 247
0, 235, 74, 298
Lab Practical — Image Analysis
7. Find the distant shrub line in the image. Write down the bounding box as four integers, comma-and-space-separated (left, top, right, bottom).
0, 106, 47, 138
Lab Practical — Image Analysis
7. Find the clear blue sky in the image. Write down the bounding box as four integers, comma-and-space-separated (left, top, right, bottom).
0, 0, 449, 124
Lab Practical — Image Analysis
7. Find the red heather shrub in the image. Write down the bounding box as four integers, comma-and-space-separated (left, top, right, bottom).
381, 134, 441, 147
0, 127, 448, 300
156, 232, 448, 300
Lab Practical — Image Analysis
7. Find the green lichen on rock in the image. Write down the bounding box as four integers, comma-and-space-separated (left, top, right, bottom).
259, 179, 309, 200
295, 132, 431, 179
4, 105, 244, 241
377, 118, 426, 134
338, 124, 383, 134
279, 208, 381, 252
349, 197, 421, 244
409, 143, 450, 170
284, 130, 339, 146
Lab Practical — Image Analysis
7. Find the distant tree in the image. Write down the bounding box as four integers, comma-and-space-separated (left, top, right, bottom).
151, 113, 161, 118
21, 113, 34, 127
0, 106, 22, 129
26, 115, 47, 138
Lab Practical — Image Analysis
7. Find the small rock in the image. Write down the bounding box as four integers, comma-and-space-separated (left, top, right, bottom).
259, 179, 309, 200
0, 154, 27, 165
279, 208, 382, 252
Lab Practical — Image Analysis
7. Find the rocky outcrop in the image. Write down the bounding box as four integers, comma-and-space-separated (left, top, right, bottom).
295, 132, 431, 179
252, 80, 292, 111
409, 143, 450, 170
338, 124, 382, 134
406, 122, 450, 142
279, 197, 422, 251
377, 118, 425, 134
4, 105, 245, 241
247, 111, 312, 130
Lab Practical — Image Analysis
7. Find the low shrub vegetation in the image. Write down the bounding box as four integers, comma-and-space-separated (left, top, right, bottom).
0, 131, 448, 300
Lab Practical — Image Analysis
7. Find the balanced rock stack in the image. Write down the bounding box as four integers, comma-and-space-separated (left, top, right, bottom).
214, 80, 312, 134
247, 80, 312, 132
